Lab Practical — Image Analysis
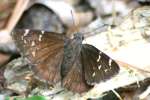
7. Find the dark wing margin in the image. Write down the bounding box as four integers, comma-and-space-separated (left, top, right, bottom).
12, 29, 65, 84
81, 44, 120, 85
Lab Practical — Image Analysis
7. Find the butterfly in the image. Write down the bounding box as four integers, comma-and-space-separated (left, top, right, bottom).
11, 29, 119, 93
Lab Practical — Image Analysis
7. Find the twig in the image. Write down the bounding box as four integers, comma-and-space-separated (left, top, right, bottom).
139, 86, 150, 99
116, 60, 150, 74
5, 0, 30, 33
111, 89, 123, 100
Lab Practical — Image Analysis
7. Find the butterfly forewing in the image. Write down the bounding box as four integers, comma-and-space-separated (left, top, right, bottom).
12, 29, 65, 84
81, 44, 119, 85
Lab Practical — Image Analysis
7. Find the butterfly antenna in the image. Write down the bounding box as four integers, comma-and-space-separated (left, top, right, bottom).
71, 10, 75, 28
83, 24, 108, 38
71, 10, 79, 33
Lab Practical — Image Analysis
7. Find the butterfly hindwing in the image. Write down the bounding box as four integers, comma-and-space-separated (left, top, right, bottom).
62, 54, 91, 93
12, 29, 65, 84
81, 44, 119, 85
62, 34, 91, 93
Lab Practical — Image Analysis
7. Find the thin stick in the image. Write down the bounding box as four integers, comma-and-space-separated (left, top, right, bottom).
139, 86, 150, 99
111, 89, 123, 100
116, 60, 150, 74
112, 0, 116, 25
5, 0, 30, 33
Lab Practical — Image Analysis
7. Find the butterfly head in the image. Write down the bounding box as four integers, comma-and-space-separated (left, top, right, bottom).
73, 32, 84, 41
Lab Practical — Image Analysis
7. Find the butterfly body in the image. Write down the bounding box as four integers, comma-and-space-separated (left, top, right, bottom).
61, 33, 83, 77
12, 29, 119, 93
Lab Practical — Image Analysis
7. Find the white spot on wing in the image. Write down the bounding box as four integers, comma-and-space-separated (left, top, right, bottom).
98, 65, 102, 70
32, 51, 36, 57
92, 72, 96, 77
97, 55, 101, 62
109, 59, 112, 66
41, 30, 45, 34
24, 29, 29, 36
39, 34, 42, 41
31, 41, 35, 46
104, 69, 108, 72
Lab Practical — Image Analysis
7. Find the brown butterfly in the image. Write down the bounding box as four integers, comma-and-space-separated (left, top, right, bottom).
12, 29, 119, 93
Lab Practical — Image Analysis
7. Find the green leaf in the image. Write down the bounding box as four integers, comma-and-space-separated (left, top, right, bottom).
15, 96, 46, 100
25, 96, 46, 100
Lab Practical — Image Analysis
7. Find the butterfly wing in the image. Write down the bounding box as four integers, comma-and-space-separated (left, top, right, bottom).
62, 54, 91, 93
81, 44, 119, 85
12, 29, 65, 84
62, 34, 91, 93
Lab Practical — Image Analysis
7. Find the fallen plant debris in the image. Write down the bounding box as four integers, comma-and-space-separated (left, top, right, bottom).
0, 0, 150, 100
